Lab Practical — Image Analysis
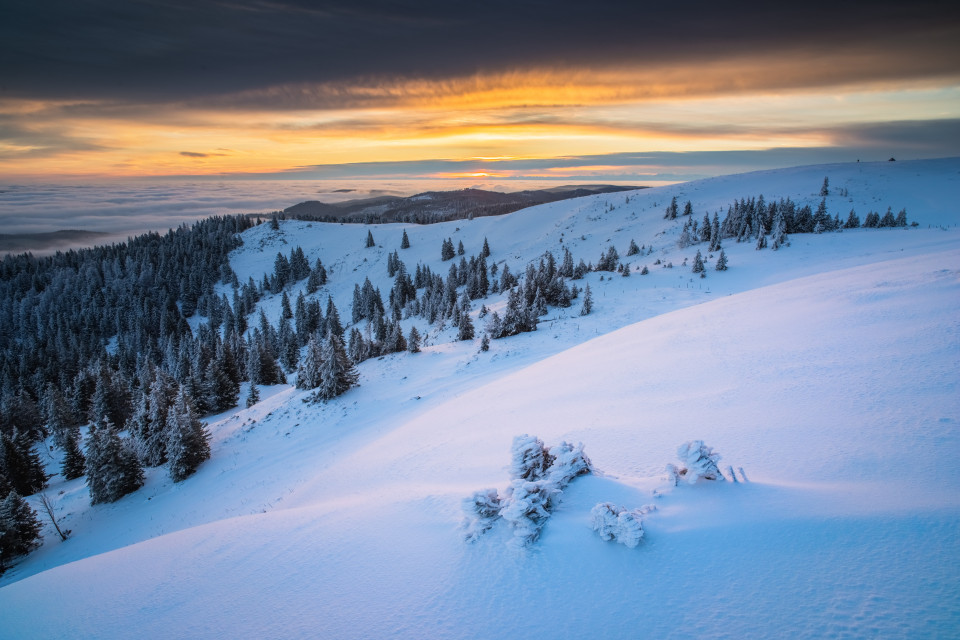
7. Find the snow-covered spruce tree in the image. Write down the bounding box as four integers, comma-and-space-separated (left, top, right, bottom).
580, 283, 593, 316
664, 195, 678, 219
771, 209, 788, 250
458, 310, 475, 341
691, 250, 705, 274
845, 210, 861, 229
407, 326, 421, 353
60, 431, 86, 480
590, 503, 645, 548
0, 490, 43, 574
131, 371, 178, 467
461, 488, 502, 542
1, 429, 47, 496
85, 419, 144, 505
365, 230, 375, 248
666, 440, 725, 486
245, 383, 260, 408
626, 239, 640, 256
295, 335, 324, 390
755, 227, 767, 250
820, 176, 830, 197
41, 383, 75, 450
400, 229, 410, 249
715, 248, 728, 271
479, 333, 490, 352
312, 331, 359, 401
165, 390, 211, 483
441, 238, 455, 261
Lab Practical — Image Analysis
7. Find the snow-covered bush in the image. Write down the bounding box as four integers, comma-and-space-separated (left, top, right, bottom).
500, 480, 558, 546
590, 503, 650, 548
666, 440, 725, 485
509, 434, 554, 481
463, 436, 592, 546
547, 440, 592, 487
461, 488, 502, 542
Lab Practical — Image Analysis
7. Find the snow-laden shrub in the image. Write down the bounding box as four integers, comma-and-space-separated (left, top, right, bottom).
509, 434, 554, 481
547, 440, 592, 487
666, 440, 725, 486
500, 480, 559, 546
590, 503, 651, 548
461, 488, 502, 542
590, 502, 621, 541
464, 437, 592, 546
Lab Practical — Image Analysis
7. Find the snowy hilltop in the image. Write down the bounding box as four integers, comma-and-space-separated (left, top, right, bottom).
1, 158, 958, 639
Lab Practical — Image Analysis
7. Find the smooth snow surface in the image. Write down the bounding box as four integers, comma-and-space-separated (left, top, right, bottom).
1, 159, 958, 639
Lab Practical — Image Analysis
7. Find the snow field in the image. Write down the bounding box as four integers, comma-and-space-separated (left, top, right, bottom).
1, 158, 958, 639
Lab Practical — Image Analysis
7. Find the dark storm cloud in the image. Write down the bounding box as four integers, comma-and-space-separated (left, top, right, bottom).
1, 0, 958, 104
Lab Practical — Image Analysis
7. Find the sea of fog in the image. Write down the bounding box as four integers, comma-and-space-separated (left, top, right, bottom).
0, 178, 641, 254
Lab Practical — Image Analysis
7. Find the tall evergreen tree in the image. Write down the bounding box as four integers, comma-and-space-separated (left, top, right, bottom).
365, 230, 375, 248
845, 210, 861, 229
755, 227, 767, 250
664, 196, 679, 220
314, 332, 359, 401
0, 430, 47, 496
580, 284, 593, 316
771, 209, 788, 250
61, 431, 86, 480
458, 311, 475, 341
715, 249, 728, 271
85, 419, 144, 505
295, 335, 324, 390
325, 296, 344, 338
0, 490, 43, 573
441, 238, 455, 261
245, 383, 260, 408
401, 229, 411, 249
692, 250, 705, 273
407, 326, 422, 353
165, 391, 211, 483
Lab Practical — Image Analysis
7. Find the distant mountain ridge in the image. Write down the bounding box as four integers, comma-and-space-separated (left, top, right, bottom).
283, 184, 642, 224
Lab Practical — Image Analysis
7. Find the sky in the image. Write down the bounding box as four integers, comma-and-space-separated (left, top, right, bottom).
1, 0, 959, 186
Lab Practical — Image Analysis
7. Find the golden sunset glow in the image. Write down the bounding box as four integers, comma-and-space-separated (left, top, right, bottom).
2, 67, 957, 181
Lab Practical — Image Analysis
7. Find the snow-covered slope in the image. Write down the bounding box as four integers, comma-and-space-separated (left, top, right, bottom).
1, 158, 958, 639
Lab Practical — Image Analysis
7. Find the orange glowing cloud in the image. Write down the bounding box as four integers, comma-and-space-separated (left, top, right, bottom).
0, 57, 958, 179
